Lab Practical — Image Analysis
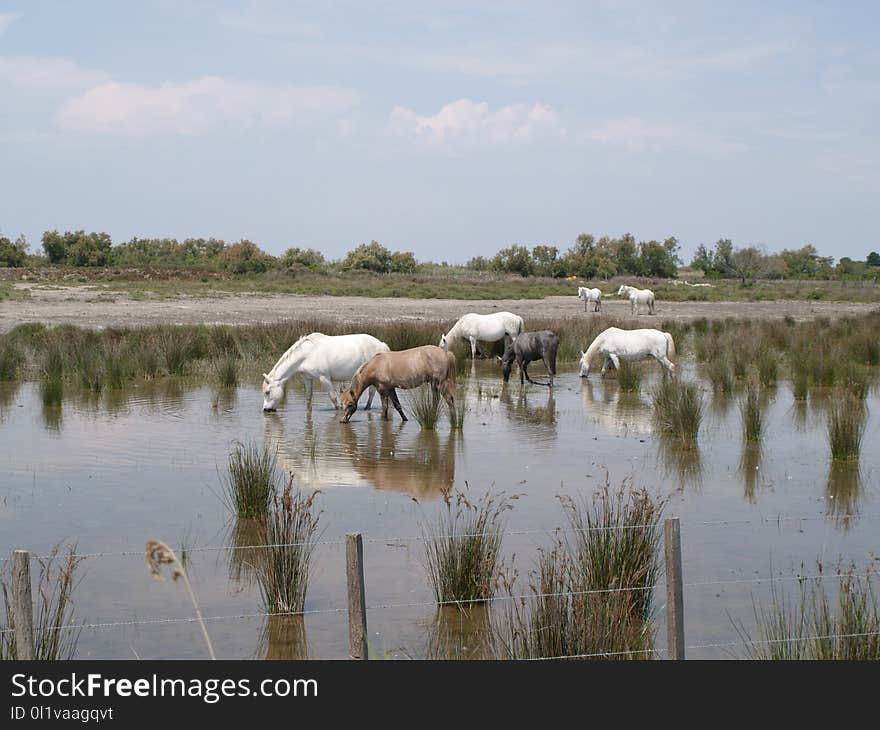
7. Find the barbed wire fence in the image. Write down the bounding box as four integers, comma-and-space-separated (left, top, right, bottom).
3, 513, 879, 660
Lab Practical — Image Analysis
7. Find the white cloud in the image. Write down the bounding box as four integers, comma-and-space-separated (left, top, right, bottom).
57, 76, 358, 135
587, 116, 741, 155
219, 4, 320, 38
0, 55, 109, 90
389, 98, 560, 146
0, 12, 21, 35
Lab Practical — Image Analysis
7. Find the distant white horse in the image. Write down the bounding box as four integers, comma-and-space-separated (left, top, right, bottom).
579, 327, 675, 377
262, 333, 389, 411
439, 311, 524, 358
577, 286, 602, 312
617, 284, 655, 315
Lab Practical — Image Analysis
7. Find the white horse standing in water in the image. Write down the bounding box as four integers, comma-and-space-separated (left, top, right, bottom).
617, 284, 655, 315
579, 327, 675, 377
577, 286, 602, 312
262, 333, 389, 411
439, 311, 524, 358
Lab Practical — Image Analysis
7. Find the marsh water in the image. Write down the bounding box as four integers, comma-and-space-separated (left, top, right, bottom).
1, 360, 877, 659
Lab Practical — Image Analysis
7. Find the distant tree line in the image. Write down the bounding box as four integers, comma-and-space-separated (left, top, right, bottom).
690, 239, 880, 283
0, 228, 877, 281
468, 234, 682, 278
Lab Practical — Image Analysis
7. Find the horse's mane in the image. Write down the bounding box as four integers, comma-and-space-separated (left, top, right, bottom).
267, 333, 324, 379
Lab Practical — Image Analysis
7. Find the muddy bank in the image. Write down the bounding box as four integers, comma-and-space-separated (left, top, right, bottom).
1, 284, 877, 332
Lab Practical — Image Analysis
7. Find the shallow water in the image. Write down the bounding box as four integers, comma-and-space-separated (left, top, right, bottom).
1, 361, 877, 659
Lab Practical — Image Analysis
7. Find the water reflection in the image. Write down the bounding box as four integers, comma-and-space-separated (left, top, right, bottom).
0, 381, 20, 423
825, 462, 863, 530
657, 439, 703, 489
41, 401, 63, 431
740, 444, 763, 503
424, 605, 494, 660
580, 379, 654, 436
227, 517, 266, 587
257, 614, 309, 660
499, 384, 556, 431
264, 411, 457, 498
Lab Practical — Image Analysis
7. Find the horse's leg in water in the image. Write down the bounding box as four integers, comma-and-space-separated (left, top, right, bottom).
655, 354, 675, 376
303, 376, 314, 405
600, 354, 611, 376
364, 385, 376, 410
438, 381, 455, 411
543, 348, 557, 388
469, 336, 478, 360
318, 375, 340, 408
379, 391, 390, 420
519, 356, 526, 385
649, 297, 655, 315
389, 388, 408, 421
608, 353, 622, 372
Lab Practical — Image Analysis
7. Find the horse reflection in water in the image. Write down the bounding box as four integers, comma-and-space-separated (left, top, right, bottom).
263, 410, 456, 499
499, 384, 557, 435
579, 378, 703, 487
579, 378, 653, 436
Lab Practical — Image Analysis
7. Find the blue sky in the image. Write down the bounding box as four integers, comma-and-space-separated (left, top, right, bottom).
1, 1, 877, 263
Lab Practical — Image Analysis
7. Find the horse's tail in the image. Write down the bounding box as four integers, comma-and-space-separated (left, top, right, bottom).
664, 332, 676, 358
445, 351, 457, 393
515, 315, 524, 337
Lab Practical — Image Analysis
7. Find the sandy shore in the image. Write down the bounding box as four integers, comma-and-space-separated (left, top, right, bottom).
1, 284, 877, 332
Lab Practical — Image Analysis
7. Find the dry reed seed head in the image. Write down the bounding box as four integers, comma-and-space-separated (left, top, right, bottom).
145, 540, 183, 581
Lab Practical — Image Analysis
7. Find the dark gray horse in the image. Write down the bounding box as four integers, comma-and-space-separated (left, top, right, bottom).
501, 330, 559, 387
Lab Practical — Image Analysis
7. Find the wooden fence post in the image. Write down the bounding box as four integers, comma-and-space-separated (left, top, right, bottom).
664, 518, 685, 660
346, 533, 368, 660
12, 550, 35, 660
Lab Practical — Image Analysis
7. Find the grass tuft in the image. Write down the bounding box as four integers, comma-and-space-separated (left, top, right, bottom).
421, 489, 514, 605
827, 391, 866, 461
652, 378, 704, 445
222, 440, 278, 519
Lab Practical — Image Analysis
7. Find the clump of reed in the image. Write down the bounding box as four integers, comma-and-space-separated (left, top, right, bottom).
838, 363, 872, 400
145, 539, 215, 659
421, 489, 515, 605
1, 545, 83, 660
448, 390, 468, 430
827, 391, 866, 461
255, 479, 322, 615
221, 440, 279, 519
616, 363, 642, 393
0, 341, 23, 380
409, 385, 443, 430
158, 327, 202, 375
754, 346, 779, 388
733, 560, 879, 659
494, 481, 665, 660
740, 374, 765, 443
213, 353, 239, 388
652, 378, 704, 445
39, 345, 65, 407
788, 348, 812, 401
706, 360, 734, 395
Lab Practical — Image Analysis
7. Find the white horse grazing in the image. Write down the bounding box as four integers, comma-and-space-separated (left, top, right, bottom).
577, 286, 602, 312
617, 284, 655, 315
579, 327, 675, 377
439, 311, 524, 358
262, 333, 389, 411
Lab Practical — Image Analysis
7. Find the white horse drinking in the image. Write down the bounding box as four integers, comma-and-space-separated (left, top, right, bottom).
439, 311, 524, 358
617, 284, 655, 315
579, 327, 675, 377
261, 332, 389, 411
577, 286, 602, 312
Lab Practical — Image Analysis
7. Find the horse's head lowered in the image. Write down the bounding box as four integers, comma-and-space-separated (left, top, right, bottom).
438, 334, 449, 350
262, 374, 284, 412
578, 350, 591, 378
500, 342, 517, 383
339, 387, 359, 423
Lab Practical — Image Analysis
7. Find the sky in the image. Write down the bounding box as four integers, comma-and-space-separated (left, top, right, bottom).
0, 1, 877, 264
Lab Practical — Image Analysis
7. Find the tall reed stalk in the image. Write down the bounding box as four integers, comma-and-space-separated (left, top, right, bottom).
222, 441, 278, 519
